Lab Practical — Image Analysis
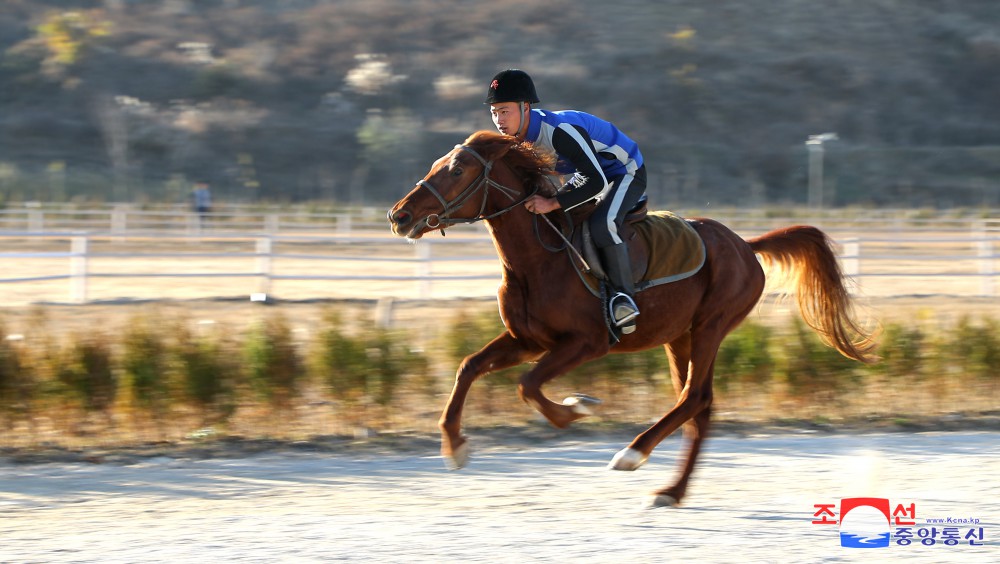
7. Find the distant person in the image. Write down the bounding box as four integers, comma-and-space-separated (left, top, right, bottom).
485, 69, 646, 333
192, 181, 212, 228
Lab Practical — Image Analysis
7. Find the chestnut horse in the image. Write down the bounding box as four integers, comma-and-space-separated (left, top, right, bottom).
388, 131, 876, 507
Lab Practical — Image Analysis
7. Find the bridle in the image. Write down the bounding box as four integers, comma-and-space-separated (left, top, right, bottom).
405, 141, 596, 291
413, 144, 537, 230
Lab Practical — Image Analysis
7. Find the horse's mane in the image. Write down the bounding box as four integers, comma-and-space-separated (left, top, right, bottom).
465, 131, 559, 196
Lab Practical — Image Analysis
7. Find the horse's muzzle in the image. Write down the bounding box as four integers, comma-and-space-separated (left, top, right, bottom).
387, 207, 412, 234
388, 207, 429, 239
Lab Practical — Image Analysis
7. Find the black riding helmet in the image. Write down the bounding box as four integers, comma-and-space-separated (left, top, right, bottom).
484, 69, 540, 104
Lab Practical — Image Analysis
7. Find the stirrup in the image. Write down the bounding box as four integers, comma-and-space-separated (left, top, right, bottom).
609, 292, 639, 333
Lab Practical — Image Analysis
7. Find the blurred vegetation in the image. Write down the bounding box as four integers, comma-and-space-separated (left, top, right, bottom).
244, 313, 304, 410
171, 319, 239, 426
310, 309, 429, 425
55, 331, 117, 421
311, 310, 372, 409
121, 312, 171, 424
715, 321, 775, 394
1, 1, 999, 208
0, 322, 34, 431
0, 304, 995, 447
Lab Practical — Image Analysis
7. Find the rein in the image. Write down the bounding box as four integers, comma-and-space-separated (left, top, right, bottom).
535, 211, 601, 298
416, 144, 536, 231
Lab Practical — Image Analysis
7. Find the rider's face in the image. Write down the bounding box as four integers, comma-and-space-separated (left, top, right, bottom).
490, 102, 527, 138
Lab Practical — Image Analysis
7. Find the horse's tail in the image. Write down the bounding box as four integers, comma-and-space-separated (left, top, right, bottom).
748, 225, 878, 363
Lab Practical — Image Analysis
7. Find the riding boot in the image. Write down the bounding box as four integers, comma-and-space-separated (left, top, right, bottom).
601, 243, 640, 334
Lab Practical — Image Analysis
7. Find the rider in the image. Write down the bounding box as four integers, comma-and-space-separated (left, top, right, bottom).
485, 69, 646, 334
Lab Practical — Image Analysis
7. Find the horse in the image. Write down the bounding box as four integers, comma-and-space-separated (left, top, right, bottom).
387, 130, 877, 507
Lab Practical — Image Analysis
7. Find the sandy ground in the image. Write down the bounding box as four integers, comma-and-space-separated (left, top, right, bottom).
0, 429, 996, 563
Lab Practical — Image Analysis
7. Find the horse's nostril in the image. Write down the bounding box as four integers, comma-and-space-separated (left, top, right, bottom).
391, 209, 412, 226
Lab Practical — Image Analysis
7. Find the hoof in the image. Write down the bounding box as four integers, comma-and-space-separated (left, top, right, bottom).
562, 393, 602, 416
607, 447, 648, 471
443, 439, 470, 470
648, 494, 679, 508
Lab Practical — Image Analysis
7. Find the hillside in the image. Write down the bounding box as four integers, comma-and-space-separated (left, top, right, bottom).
1, 0, 999, 208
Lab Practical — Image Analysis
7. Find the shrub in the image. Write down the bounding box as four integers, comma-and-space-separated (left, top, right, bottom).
57, 331, 117, 418
937, 316, 1000, 382
364, 328, 429, 407
775, 318, 860, 403
0, 323, 35, 429
864, 322, 924, 381
715, 321, 776, 394
244, 314, 304, 410
310, 310, 429, 428
121, 313, 171, 421
311, 310, 370, 405
441, 310, 506, 365
172, 323, 238, 425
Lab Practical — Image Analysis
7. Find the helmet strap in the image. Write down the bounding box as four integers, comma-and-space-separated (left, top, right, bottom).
516, 102, 530, 139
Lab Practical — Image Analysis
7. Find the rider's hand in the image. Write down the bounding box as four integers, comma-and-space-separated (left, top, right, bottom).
524, 195, 561, 214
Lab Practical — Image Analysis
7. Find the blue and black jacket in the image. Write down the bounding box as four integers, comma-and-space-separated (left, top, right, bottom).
523, 109, 644, 211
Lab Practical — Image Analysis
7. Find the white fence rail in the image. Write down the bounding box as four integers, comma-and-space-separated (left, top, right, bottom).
2, 204, 999, 236
0, 230, 996, 304
0, 232, 497, 304
0, 206, 406, 235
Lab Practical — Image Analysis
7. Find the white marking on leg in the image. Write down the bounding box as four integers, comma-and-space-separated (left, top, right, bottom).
607, 447, 648, 471
562, 394, 601, 416
648, 494, 679, 508
444, 440, 470, 470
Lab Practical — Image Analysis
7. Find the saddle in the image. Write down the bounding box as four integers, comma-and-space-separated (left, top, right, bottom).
567, 201, 706, 294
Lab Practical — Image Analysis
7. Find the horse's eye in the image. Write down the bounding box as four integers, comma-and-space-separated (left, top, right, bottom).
452, 167, 463, 176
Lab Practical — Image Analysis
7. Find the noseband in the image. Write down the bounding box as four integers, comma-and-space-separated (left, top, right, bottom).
415, 144, 535, 229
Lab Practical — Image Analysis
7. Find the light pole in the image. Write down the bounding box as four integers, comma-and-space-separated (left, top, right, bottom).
806, 133, 838, 208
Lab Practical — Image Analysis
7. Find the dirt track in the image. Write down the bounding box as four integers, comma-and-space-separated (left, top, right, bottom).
1, 430, 995, 563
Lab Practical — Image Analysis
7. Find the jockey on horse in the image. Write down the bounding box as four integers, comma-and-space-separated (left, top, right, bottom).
486, 69, 646, 334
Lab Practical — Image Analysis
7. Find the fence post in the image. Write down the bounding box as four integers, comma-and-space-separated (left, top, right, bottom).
265, 214, 279, 233
973, 221, 994, 296
374, 297, 395, 328
187, 213, 200, 236
841, 238, 860, 293
336, 213, 351, 234
256, 237, 272, 294
111, 206, 127, 238
70, 235, 88, 303
28, 209, 43, 232
416, 240, 431, 298
842, 238, 860, 276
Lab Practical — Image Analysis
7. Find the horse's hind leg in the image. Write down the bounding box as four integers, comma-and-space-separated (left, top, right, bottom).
440, 332, 537, 469
653, 403, 712, 507
609, 330, 717, 506
656, 337, 715, 506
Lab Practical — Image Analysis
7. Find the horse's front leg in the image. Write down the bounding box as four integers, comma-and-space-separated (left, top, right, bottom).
440, 332, 538, 469
517, 340, 604, 429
